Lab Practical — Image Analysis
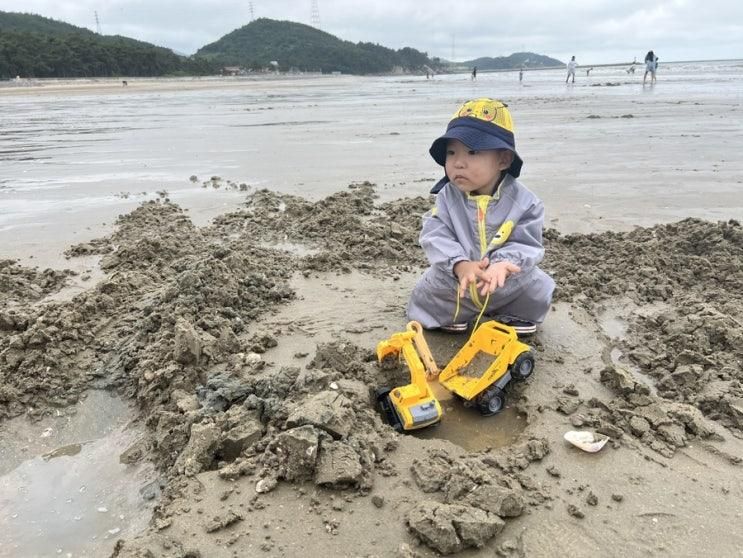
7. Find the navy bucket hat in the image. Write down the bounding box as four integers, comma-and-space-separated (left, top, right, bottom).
429, 98, 523, 193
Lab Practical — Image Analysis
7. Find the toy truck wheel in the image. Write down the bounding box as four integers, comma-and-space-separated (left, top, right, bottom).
476, 386, 506, 416
511, 352, 535, 381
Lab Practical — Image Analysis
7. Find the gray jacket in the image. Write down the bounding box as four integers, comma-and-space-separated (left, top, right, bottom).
420, 174, 545, 275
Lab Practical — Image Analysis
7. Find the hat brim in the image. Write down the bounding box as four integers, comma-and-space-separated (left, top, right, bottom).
429, 128, 523, 179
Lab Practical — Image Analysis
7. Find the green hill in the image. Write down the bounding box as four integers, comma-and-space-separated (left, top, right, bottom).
0, 11, 216, 79
195, 18, 433, 74
0, 11, 93, 36
464, 52, 563, 70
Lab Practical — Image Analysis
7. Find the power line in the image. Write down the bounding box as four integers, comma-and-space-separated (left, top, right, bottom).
311, 0, 321, 28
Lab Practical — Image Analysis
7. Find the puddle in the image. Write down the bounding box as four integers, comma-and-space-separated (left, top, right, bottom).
597, 307, 629, 339
405, 330, 527, 451
413, 384, 527, 452
0, 391, 158, 558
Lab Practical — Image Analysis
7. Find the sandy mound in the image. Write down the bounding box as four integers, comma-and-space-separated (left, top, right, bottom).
2, 186, 742, 556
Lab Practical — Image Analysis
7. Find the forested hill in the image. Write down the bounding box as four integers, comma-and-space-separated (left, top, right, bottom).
196, 18, 434, 74
0, 11, 94, 35
0, 11, 215, 78
464, 52, 563, 70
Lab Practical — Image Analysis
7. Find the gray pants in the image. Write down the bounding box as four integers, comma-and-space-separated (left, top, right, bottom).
407, 265, 555, 329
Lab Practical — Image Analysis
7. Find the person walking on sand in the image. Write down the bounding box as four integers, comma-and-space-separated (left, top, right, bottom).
644, 50, 658, 85
407, 98, 555, 336
471, 66, 478, 81
519, 68, 524, 82
566, 56, 577, 83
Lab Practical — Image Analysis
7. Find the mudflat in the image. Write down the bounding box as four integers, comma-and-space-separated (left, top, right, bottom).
1, 66, 742, 557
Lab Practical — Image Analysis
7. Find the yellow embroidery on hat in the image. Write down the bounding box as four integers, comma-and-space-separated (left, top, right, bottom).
431, 206, 438, 216
488, 220, 514, 248
453, 98, 515, 133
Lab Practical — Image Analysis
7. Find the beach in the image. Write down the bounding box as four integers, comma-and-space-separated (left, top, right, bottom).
1, 63, 743, 557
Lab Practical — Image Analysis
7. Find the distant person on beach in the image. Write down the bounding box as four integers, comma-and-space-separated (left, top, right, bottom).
566, 56, 577, 83
586, 67, 593, 77
644, 50, 658, 84
407, 98, 555, 336
472, 66, 478, 80
519, 68, 524, 82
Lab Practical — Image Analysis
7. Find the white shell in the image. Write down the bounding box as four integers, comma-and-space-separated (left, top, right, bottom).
563, 430, 609, 453
255, 477, 278, 494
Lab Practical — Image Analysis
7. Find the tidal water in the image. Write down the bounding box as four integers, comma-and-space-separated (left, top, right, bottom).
1, 60, 742, 266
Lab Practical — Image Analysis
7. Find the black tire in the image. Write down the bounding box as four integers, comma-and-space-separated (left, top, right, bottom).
476, 386, 506, 416
511, 352, 535, 381
375, 387, 404, 432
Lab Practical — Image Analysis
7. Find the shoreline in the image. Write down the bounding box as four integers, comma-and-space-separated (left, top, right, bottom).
0, 73, 362, 96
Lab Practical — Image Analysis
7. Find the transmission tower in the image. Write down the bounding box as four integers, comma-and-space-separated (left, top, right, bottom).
94, 11, 101, 34
310, 0, 321, 28
249, 2, 255, 21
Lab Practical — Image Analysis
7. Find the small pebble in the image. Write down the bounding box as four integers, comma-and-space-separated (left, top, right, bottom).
567, 504, 584, 519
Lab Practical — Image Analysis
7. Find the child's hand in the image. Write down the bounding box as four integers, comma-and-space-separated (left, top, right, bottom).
453, 259, 489, 298
477, 259, 521, 296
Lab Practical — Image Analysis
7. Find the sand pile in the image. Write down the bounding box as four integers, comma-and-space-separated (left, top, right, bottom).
213, 182, 429, 274
544, 219, 743, 448
2, 186, 742, 555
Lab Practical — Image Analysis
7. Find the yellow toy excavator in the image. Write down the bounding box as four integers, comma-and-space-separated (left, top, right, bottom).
375, 320, 535, 430
375, 322, 443, 431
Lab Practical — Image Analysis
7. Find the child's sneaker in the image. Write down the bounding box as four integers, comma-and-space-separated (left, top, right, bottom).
439, 322, 468, 333
499, 318, 536, 336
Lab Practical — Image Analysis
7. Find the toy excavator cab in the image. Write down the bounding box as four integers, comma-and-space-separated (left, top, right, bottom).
438, 321, 534, 416
375, 322, 442, 431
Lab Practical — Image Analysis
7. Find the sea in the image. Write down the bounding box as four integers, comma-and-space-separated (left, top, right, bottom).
1, 59, 742, 265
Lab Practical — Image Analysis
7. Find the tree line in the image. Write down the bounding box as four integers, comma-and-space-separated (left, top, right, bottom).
196, 18, 437, 75
1, 13, 438, 79
0, 31, 216, 78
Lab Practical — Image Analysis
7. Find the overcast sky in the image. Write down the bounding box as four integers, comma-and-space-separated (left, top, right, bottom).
6, 0, 743, 64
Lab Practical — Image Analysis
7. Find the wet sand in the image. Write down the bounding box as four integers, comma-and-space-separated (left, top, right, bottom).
2, 69, 743, 557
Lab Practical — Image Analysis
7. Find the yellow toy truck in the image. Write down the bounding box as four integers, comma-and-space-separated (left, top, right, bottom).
438, 320, 534, 416
375, 320, 534, 430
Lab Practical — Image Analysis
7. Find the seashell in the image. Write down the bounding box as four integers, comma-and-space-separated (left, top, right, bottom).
563, 430, 609, 453
255, 477, 278, 494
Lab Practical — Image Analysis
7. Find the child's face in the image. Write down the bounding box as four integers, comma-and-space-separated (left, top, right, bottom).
445, 139, 513, 196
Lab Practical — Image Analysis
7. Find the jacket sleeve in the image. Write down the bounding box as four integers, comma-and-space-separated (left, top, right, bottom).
487, 200, 545, 271
419, 196, 469, 275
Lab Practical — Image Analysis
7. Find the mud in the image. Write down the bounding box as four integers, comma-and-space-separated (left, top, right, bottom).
544, 219, 743, 445
2, 186, 742, 556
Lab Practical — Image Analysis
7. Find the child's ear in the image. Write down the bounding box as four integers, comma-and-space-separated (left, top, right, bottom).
499, 150, 515, 170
